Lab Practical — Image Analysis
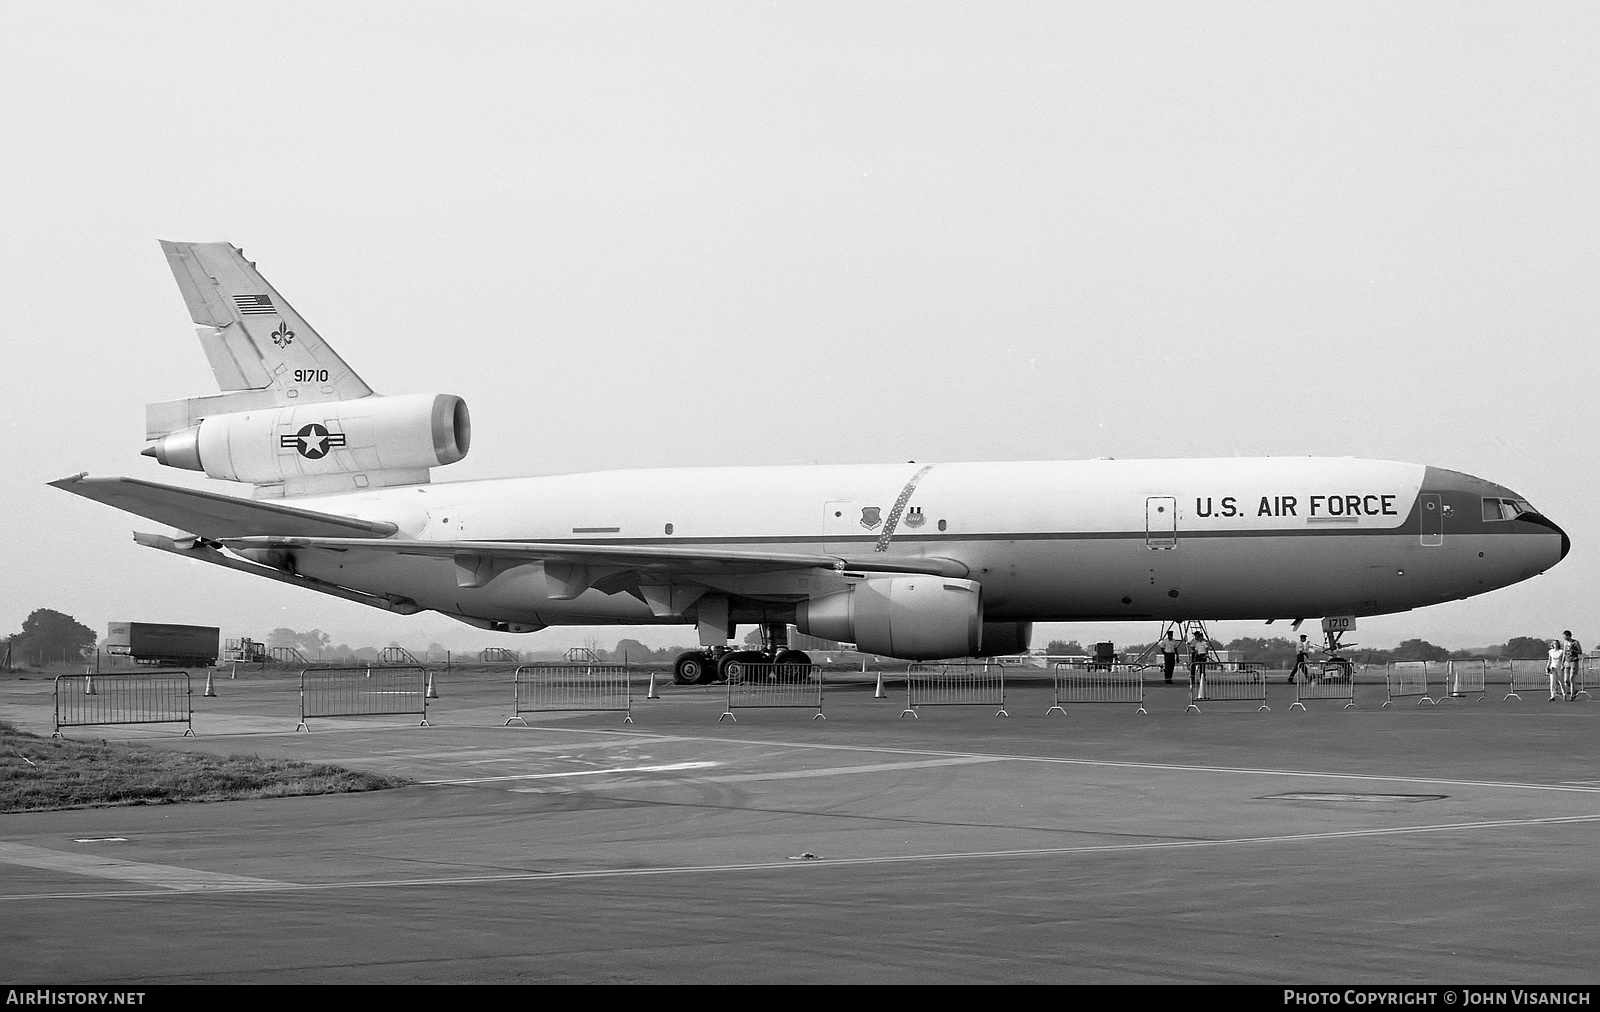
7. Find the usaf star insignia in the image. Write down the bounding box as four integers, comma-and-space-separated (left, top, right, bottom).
280, 422, 347, 460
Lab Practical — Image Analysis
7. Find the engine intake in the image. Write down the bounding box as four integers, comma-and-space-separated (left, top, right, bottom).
793, 577, 983, 660
143, 393, 470, 488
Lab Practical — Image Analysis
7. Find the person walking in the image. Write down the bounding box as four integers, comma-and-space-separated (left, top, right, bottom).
1189, 631, 1210, 696
1289, 634, 1312, 684
1562, 630, 1583, 701
1158, 628, 1180, 684
1547, 639, 1565, 701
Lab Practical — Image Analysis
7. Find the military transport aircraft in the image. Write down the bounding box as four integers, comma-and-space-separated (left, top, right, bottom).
52, 242, 1570, 684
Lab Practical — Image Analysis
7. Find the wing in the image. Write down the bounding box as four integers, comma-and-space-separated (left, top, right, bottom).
218, 535, 972, 588
49, 474, 397, 539
51, 473, 967, 603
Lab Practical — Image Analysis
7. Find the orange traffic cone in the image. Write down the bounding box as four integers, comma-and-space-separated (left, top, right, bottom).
647, 672, 660, 699
426, 671, 439, 698
204, 671, 217, 697
874, 672, 887, 699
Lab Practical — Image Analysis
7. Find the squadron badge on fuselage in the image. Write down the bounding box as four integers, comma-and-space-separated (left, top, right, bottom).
904, 506, 926, 528
860, 506, 883, 530
271, 322, 295, 348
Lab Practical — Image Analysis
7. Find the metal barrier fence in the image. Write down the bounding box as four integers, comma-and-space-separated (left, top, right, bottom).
720, 661, 824, 721
53, 671, 193, 737
506, 664, 634, 724
1481, 659, 1514, 698
1577, 657, 1597, 701
902, 663, 1007, 718
296, 665, 430, 731
1505, 658, 1558, 701
1289, 659, 1356, 710
1441, 658, 1487, 702
1189, 661, 1269, 712
1046, 662, 1145, 714
1383, 661, 1435, 707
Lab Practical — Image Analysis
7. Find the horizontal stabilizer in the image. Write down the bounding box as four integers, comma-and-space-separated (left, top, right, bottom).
50, 474, 398, 539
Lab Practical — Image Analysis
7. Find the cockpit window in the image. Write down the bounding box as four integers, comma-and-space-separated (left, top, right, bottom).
1482, 498, 1533, 522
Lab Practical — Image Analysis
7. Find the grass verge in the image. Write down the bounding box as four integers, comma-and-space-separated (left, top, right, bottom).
1, 720, 407, 812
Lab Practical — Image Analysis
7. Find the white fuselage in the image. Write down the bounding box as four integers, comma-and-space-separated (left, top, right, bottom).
273, 457, 1566, 631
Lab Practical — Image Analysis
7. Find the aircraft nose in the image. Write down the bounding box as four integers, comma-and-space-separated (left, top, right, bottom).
1518, 510, 1569, 564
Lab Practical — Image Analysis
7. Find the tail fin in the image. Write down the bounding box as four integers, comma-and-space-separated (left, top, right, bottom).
159, 240, 372, 401
140, 241, 469, 498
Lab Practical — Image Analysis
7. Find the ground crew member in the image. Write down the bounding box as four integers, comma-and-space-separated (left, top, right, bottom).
1189, 631, 1209, 695
1158, 628, 1180, 684
1289, 634, 1312, 684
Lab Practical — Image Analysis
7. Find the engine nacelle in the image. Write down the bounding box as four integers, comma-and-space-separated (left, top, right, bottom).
144, 393, 470, 489
977, 622, 1032, 657
793, 577, 983, 660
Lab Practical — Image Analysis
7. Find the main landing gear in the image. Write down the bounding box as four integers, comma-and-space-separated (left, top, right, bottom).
671, 622, 812, 685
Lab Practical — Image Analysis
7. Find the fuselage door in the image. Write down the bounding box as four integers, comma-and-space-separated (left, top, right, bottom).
1146, 497, 1177, 549
1420, 494, 1443, 547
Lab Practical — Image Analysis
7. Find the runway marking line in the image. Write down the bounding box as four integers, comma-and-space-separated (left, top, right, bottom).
493, 725, 1600, 796
426, 761, 718, 785
505, 755, 1007, 790
0, 842, 291, 893
3, 811, 1597, 903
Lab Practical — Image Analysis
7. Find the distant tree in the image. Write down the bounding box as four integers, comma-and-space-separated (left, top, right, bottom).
328, 643, 359, 665
11, 609, 97, 667
1390, 638, 1451, 662
295, 629, 331, 655
1045, 640, 1086, 656
1503, 636, 1554, 659
615, 638, 675, 662
267, 627, 299, 650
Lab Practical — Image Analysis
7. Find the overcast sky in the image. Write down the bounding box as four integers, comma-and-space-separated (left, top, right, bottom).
2, 2, 1596, 655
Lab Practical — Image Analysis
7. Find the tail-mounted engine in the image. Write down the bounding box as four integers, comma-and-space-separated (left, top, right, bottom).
143, 392, 470, 497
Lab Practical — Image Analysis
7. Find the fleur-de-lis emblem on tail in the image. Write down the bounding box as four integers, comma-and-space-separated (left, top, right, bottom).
271, 322, 295, 348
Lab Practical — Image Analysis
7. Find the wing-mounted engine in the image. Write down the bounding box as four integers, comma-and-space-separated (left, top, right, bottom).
793, 576, 984, 659
143, 392, 470, 498
977, 622, 1032, 656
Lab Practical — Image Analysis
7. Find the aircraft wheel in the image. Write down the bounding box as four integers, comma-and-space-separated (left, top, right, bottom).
673, 651, 713, 685
773, 649, 812, 682
719, 650, 765, 683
